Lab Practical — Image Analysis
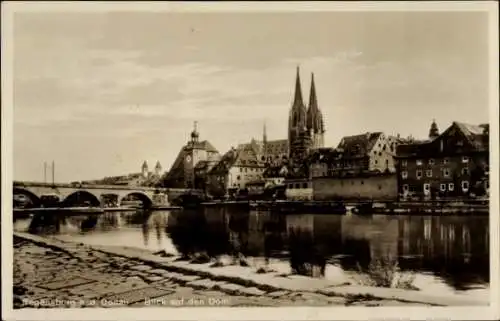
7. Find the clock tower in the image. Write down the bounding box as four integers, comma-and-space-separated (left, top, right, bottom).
183, 121, 201, 188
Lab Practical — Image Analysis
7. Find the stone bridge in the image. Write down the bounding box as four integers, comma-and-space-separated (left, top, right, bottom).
13, 181, 204, 208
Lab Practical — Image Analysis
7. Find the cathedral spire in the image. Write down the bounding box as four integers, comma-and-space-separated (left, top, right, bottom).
293, 65, 304, 107
308, 72, 318, 111
307, 72, 324, 134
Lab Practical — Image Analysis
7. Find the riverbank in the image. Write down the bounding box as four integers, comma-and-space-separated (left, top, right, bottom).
201, 200, 489, 216
13, 232, 488, 308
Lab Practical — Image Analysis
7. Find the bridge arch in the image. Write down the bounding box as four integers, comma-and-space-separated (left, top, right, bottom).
62, 191, 101, 207
13, 188, 41, 208
119, 192, 153, 208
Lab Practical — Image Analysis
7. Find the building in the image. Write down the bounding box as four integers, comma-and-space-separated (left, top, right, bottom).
262, 165, 288, 187
305, 134, 401, 201
334, 132, 401, 175
207, 144, 266, 197
312, 172, 398, 201
82, 161, 165, 187
237, 67, 326, 171
395, 121, 489, 200
163, 122, 220, 188
288, 67, 325, 167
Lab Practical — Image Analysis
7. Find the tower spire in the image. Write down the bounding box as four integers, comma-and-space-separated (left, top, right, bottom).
429, 119, 439, 140
309, 72, 318, 111
293, 65, 304, 106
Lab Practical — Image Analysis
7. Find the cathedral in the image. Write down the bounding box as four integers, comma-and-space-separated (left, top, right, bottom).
287, 66, 325, 166
238, 67, 326, 168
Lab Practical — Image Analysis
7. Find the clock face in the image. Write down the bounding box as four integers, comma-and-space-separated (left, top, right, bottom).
186, 155, 192, 163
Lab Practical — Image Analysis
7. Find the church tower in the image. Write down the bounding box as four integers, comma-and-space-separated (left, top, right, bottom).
288, 66, 309, 165
306, 73, 325, 149
154, 161, 162, 176
141, 161, 149, 178
429, 119, 439, 140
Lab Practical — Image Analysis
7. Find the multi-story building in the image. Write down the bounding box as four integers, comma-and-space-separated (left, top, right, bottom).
305, 133, 402, 201
206, 145, 266, 197
308, 132, 401, 178
163, 122, 220, 188
395, 121, 489, 200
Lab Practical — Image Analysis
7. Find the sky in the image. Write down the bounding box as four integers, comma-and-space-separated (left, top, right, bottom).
12, 11, 490, 182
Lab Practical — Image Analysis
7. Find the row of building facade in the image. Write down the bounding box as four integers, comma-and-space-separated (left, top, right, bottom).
162, 68, 490, 202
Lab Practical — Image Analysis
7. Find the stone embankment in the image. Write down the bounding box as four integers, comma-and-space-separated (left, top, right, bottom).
13, 232, 486, 308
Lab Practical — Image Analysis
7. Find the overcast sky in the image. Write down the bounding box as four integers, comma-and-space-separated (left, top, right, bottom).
13, 11, 490, 182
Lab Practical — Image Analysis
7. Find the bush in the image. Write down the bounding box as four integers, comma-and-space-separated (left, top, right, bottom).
355, 256, 418, 290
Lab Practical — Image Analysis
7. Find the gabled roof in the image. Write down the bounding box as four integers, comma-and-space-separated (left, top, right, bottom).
190, 140, 218, 153
396, 121, 489, 157
263, 165, 288, 178
209, 148, 240, 174
454, 122, 489, 150
337, 132, 383, 158
308, 147, 343, 163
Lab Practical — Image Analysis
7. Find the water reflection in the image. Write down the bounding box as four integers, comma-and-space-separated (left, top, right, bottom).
18, 207, 489, 294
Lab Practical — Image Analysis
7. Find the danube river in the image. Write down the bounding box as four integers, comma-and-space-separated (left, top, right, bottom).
14, 207, 490, 301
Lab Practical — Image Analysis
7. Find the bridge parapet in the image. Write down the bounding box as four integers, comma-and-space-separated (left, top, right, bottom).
14, 181, 203, 207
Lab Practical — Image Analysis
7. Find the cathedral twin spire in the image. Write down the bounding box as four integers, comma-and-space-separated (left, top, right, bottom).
291, 66, 324, 135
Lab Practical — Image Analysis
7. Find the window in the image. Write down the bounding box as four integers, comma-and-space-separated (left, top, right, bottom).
416, 170, 423, 179
440, 184, 446, 192
402, 184, 409, 192
295, 183, 300, 189
462, 156, 469, 163
429, 159, 435, 165
448, 183, 454, 191
361, 180, 365, 185
462, 181, 469, 191
426, 170, 433, 177
239, 168, 243, 172
237, 175, 241, 180
375, 160, 378, 165
462, 168, 469, 175
302, 182, 308, 189
443, 169, 450, 177
416, 159, 423, 166
423, 183, 430, 191
401, 171, 408, 179
378, 151, 382, 156
443, 158, 449, 164
401, 160, 407, 167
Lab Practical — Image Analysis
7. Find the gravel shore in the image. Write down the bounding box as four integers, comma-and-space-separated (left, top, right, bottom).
13, 235, 351, 308
15, 232, 473, 308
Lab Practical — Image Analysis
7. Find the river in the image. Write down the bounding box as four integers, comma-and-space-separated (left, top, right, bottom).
13, 206, 490, 301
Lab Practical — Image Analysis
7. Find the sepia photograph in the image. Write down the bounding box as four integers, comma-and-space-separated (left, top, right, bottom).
2, 1, 499, 320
